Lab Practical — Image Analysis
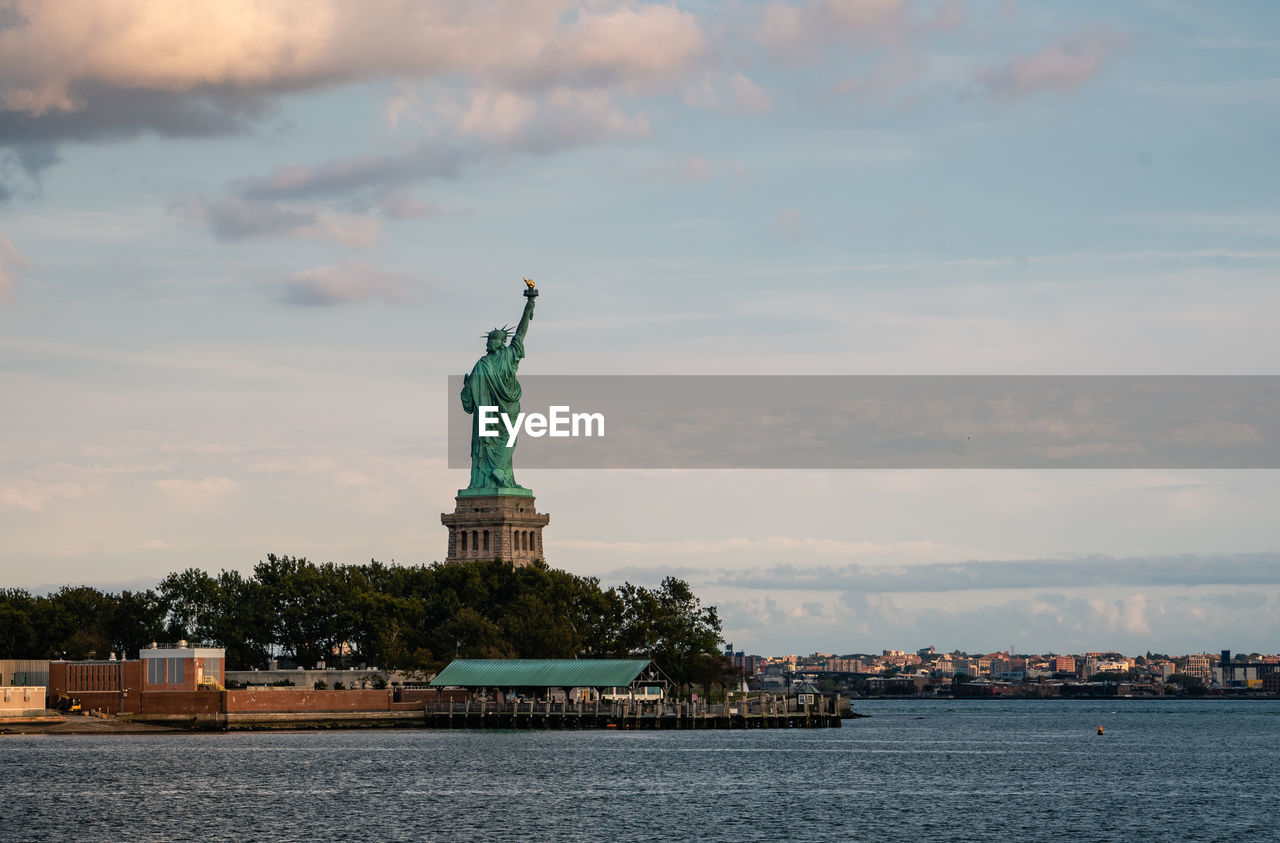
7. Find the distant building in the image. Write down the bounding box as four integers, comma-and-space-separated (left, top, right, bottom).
1183, 654, 1215, 684
1213, 656, 1280, 688
722, 644, 760, 677
1084, 658, 1132, 678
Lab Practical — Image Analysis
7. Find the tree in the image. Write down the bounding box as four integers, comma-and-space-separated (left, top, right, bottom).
1167, 673, 1207, 696
107, 590, 165, 658
0, 589, 39, 658
614, 577, 723, 688
157, 568, 220, 643
10, 557, 726, 679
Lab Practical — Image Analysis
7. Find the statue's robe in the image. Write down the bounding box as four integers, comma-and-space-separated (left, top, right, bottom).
461, 334, 525, 489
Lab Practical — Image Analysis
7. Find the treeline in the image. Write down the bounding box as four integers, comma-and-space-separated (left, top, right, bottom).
0, 556, 735, 687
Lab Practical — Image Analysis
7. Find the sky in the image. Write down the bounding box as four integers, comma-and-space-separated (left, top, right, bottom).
2, 0, 1279, 656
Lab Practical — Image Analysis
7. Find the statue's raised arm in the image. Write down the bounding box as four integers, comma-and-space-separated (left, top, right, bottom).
515, 276, 537, 345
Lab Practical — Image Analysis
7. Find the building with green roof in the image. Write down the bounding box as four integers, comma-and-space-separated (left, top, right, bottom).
430, 659, 669, 698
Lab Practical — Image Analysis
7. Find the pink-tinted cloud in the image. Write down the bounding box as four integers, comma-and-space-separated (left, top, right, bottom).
683, 72, 773, 114
664, 154, 712, 184
978, 30, 1128, 99
375, 191, 440, 220
0, 1, 707, 121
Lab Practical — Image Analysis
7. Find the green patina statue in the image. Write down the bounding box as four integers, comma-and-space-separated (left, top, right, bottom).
459, 280, 538, 496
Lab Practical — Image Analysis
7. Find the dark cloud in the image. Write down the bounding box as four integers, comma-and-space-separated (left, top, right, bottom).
177, 197, 319, 242
14, 143, 58, 175
172, 197, 377, 248
0, 3, 28, 33
0, 83, 266, 202
239, 144, 475, 203
0, 143, 59, 202
0, 82, 265, 145
707, 553, 1280, 593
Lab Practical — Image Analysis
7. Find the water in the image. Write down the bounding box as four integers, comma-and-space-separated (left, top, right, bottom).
2, 699, 1276, 841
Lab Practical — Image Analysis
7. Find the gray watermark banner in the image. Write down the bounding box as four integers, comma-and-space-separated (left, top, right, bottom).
446, 376, 1280, 469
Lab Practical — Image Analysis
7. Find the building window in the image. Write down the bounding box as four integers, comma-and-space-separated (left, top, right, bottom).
148, 658, 163, 685
472, 530, 478, 555
483, 530, 489, 551
460, 530, 467, 552
203, 658, 221, 682
168, 658, 184, 684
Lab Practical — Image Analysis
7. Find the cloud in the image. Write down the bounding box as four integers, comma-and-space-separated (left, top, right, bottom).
0, 229, 30, 302
182, 84, 647, 244
238, 145, 476, 203
772, 207, 809, 237
278, 262, 416, 306
717, 587, 1280, 655
709, 553, 1280, 593
447, 86, 651, 152
758, 0, 965, 59
682, 72, 772, 114
153, 476, 237, 507
373, 191, 441, 220
0, 478, 101, 511
173, 196, 379, 248
978, 30, 1129, 99
664, 154, 712, 184
0, 143, 61, 202
0, 1, 705, 142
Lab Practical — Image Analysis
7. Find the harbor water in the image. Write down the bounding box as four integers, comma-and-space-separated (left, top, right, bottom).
2, 699, 1275, 840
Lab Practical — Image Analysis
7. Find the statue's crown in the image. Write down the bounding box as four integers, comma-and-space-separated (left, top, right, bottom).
483, 325, 514, 342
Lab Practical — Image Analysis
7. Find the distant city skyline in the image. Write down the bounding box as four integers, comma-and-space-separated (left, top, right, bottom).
2, 1, 1278, 654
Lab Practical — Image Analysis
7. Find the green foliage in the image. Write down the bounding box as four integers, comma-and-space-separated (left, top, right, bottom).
0, 557, 724, 678
1166, 673, 1208, 696
0, 585, 164, 660
1091, 669, 1144, 683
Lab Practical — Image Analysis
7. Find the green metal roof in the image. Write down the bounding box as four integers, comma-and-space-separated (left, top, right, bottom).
430, 659, 652, 688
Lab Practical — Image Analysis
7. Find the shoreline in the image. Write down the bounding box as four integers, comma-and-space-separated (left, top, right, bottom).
5, 696, 1275, 736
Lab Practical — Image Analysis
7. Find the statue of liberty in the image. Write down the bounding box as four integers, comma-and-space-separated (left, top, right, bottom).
459, 279, 538, 495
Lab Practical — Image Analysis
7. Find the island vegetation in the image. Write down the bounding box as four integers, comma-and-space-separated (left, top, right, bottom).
0, 556, 738, 690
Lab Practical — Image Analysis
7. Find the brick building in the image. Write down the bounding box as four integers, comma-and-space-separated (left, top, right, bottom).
49, 643, 226, 714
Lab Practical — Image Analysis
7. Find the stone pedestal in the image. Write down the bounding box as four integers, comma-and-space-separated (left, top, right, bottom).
441, 489, 549, 566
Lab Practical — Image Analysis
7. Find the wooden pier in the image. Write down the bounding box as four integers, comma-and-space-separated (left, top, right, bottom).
422, 694, 843, 730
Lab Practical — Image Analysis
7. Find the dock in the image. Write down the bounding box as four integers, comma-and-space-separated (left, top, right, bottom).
422, 694, 843, 730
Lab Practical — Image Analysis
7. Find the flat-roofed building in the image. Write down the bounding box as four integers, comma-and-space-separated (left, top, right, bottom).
139, 643, 225, 691
49, 644, 226, 714
0, 686, 45, 717
1, 659, 50, 688
1183, 654, 1215, 684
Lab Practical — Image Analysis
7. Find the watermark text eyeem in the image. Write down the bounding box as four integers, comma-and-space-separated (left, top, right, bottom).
478, 405, 605, 446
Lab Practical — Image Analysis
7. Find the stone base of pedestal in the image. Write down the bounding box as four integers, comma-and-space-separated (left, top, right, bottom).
441, 494, 549, 566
